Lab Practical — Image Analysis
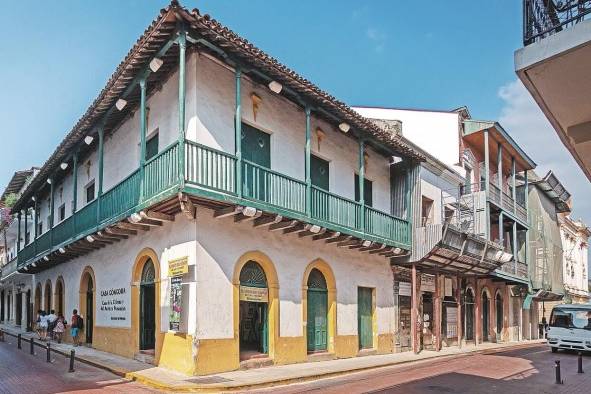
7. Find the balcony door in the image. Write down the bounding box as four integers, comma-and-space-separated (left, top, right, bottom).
241, 123, 271, 201
311, 155, 329, 190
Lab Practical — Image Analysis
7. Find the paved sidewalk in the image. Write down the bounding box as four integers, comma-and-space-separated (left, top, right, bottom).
0, 324, 547, 393
0, 323, 151, 376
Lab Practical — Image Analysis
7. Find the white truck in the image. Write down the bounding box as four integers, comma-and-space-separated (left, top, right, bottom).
547, 304, 591, 353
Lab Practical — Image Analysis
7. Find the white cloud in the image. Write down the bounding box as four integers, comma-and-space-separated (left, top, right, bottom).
498, 79, 591, 226
366, 27, 387, 53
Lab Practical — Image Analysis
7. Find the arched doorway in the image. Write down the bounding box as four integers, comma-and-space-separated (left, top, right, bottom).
139, 259, 156, 351
34, 284, 42, 315
0, 290, 4, 322
44, 280, 52, 312
496, 292, 503, 337
79, 268, 95, 345
26, 290, 32, 331
239, 261, 269, 358
464, 288, 475, 341
306, 268, 328, 352
55, 277, 65, 315
482, 290, 490, 342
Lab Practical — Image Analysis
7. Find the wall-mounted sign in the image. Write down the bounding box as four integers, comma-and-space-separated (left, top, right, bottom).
421, 274, 436, 293
99, 287, 127, 325
168, 257, 189, 277
239, 286, 268, 303
445, 277, 453, 297
169, 276, 182, 331
398, 282, 412, 297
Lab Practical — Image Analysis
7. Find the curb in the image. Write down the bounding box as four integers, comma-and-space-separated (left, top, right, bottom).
125, 341, 546, 393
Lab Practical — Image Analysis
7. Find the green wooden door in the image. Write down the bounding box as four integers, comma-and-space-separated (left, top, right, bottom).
358, 287, 373, 349
307, 269, 328, 352
354, 174, 373, 207
139, 260, 156, 350
242, 123, 270, 167
311, 155, 330, 190
242, 123, 271, 200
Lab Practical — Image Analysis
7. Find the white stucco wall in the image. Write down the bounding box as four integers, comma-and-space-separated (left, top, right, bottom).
194, 205, 395, 339
354, 107, 462, 175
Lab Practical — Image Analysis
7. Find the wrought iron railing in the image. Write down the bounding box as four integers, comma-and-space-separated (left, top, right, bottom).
524, 0, 591, 45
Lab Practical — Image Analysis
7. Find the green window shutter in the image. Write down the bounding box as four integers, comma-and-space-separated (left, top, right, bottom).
241, 123, 270, 167
145, 133, 159, 161
311, 155, 330, 190
354, 174, 373, 207
358, 287, 373, 349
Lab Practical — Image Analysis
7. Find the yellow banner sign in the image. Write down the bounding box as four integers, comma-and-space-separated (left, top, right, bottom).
239, 286, 268, 303
168, 257, 189, 277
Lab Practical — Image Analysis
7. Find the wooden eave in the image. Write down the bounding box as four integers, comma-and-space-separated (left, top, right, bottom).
463, 120, 536, 173
13, 0, 424, 212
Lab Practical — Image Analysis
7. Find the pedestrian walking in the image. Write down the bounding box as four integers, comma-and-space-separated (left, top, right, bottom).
54, 313, 66, 344
70, 309, 83, 347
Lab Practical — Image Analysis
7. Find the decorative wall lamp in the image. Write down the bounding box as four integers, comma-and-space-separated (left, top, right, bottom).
338, 122, 350, 133
268, 80, 282, 94
116, 98, 127, 111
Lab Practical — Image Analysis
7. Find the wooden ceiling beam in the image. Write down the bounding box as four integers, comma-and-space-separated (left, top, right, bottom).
253, 214, 283, 228
269, 220, 298, 232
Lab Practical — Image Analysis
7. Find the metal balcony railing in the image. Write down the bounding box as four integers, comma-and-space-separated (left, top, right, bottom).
524, 0, 591, 45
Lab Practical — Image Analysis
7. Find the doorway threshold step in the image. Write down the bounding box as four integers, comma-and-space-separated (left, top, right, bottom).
239, 356, 273, 370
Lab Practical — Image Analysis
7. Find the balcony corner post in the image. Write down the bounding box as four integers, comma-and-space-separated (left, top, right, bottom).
497, 142, 502, 191
97, 126, 104, 225
235, 67, 242, 198
499, 211, 504, 248
33, 195, 38, 240
17, 211, 21, 252
524, 170, 529, 266
512, 220, 518, 272
139, 77, 147, 203
24, 207, 28, 247
304, 106, 312, 217
483, 129, 490, 241
511, 157, 516, 214
178, 27, 187, 188
358, 138, 366, 232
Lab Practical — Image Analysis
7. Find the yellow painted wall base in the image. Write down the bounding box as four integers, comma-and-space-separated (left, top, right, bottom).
194, 338, 240, 375
93, 326, 135, 358
377, 333, 394, 354
335, 335, 358, 358
159, 332, 196, 375
275, 336, 307, 365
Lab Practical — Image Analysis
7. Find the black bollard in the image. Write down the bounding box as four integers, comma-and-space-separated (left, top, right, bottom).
29, 337, 34, 355
68, 349, 75, 373
46, 342, 51, 362
555, 360, 563, 384
17, 334, 21, 349
578, 352, 584, 374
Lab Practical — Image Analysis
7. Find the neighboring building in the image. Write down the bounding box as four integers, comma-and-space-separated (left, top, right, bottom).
9, 2, 424, 375
355, 106, 536, 349
515, 0, 591, 181
0, 168, 38, 330
526, 171, 570, 333
559, 215, 590, 303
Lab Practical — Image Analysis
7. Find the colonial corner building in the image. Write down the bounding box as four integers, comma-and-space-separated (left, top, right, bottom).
0, 1, 587, 377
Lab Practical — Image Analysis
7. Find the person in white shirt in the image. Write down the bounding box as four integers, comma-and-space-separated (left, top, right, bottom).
39, 311, 49, 341
47, 310, 58, 340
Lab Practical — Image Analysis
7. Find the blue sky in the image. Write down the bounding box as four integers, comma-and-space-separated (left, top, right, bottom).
1, 0, 590, 234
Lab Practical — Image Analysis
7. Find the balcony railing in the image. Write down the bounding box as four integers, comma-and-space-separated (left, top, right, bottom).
497, 259, 529, 280
524, 0, 591, 45
19, 140, 411, 268
185, 142, 411, 248
18, 142, 180, 268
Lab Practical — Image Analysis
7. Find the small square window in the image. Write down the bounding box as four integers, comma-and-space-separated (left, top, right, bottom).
58, 204, 66, 222
86, 181, 95, 204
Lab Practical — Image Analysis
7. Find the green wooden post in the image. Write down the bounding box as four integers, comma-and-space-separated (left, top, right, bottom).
511, 157, 516, 214
17, 212, 21, 252
235, 68, 242, 198
497, 142, 502, 191
358, 139, 365, 232
97, 126, 104, 224
49, 177, 55, 247
512, 220, 518, 271
483, 129, 490, 240
72, 150, 78, 213
404, 163, 413, 245
23, 208, 28, 246
33, 196, 38, 240
305, 106, 312, 216
178, 29, 187, 186
139, 78, 147, 202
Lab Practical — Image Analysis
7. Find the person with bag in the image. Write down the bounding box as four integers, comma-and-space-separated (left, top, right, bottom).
54, 313, 67, 344
70, 309, 83, 347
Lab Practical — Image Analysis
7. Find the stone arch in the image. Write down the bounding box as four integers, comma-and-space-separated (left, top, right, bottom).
79, 266, 96, 344
34, 283, 42, 315
232, 251, 279, 362
131, 248, 161, 359
302, 259, 337, 354
54, 276, 65, 315
44, 279, 52, 312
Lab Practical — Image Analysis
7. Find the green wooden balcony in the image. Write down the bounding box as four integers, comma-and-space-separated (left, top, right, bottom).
18, 140, 410, 269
